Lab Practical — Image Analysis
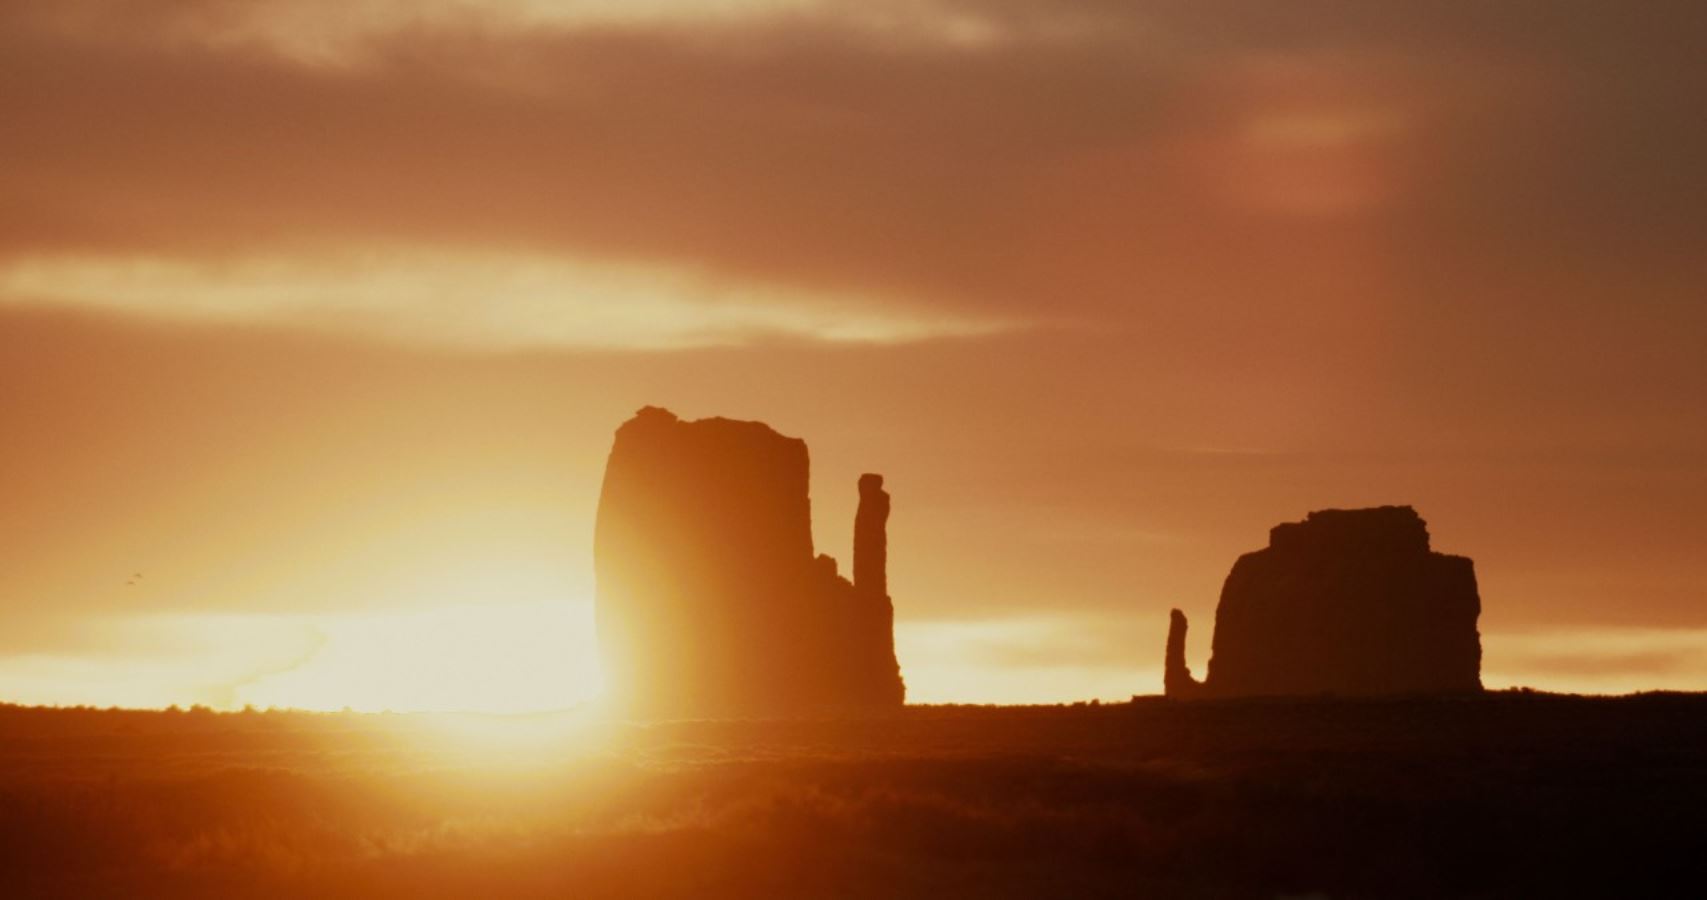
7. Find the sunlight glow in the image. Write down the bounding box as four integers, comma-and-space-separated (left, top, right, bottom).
896, 616, 1158, 705
238, 599, 602, 713
0, 599, 603, 715
1482, 628, 1707, 695
0, 614, 323, 710
4, 614, 1706, 713
398, 709, 618, 768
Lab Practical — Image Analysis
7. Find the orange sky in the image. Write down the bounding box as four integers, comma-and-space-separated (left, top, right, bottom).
1, 0, 1704, 710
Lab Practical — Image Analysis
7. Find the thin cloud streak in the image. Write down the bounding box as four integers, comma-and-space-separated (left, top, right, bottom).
0, 252, 1018, 350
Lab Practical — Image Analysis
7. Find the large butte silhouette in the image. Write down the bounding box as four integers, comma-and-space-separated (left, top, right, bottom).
594, 407, 904, 717
1168, 506, 1482, 698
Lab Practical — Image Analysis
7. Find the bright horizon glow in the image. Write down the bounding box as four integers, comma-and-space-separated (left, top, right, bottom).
3, 602, 1703, 713
237, 598, 604, 713
896, 616, 1160, 705
0, 603, 601, 714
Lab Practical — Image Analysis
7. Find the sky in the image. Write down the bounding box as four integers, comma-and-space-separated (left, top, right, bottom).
1, 0, 1704, 710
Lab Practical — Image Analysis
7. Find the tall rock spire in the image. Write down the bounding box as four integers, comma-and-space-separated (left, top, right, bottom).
854, 473, 889, 599
1164, 608, 1200, 698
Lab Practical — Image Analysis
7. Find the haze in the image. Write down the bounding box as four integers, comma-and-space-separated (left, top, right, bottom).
2, 0, 1704, 711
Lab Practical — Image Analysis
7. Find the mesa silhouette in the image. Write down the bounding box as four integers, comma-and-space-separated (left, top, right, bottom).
594, 406, 904, 717
1168, 505, 1483, 698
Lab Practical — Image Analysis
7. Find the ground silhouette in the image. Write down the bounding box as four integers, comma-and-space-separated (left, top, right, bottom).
594, 406, 903, 717
2, 696, 1704, 899
1169, 506, 1482, 698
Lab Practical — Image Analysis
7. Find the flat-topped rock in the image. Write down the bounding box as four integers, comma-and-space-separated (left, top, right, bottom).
1167, 506, 1482, 699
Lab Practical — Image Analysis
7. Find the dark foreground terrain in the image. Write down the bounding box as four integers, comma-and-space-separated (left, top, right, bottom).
1, 693, 1703, 899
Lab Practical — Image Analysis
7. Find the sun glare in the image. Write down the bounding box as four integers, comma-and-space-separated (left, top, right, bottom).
400, 709, 619, 768
236, 598, 603, 714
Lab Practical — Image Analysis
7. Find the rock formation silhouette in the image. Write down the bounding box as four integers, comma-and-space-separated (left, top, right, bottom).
854, 474, 889, 599
594, 406, 904, 717
1167, 506, 1482, 698
1163, 609, 1201, 699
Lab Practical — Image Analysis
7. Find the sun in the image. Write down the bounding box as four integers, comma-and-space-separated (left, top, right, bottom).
236, 563, 603, 714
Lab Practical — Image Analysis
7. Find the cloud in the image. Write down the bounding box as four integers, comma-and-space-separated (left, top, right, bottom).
5, 0, 1701, 336
0, 251, 1015, 350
